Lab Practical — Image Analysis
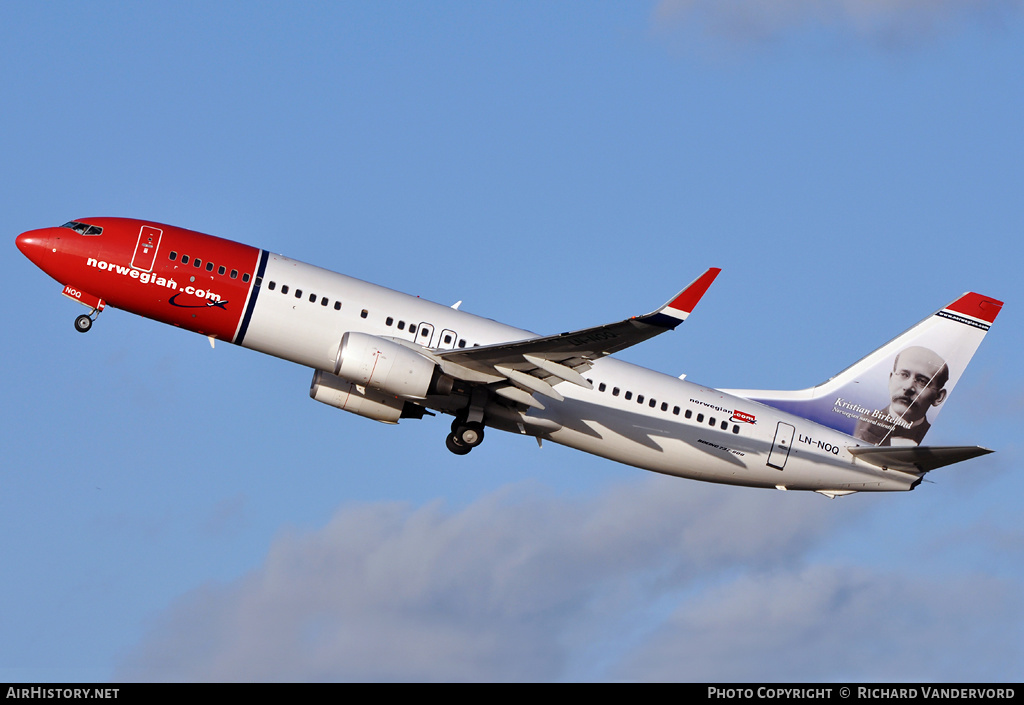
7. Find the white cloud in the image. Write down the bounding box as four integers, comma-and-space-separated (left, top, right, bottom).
618, 564, 1021, 681
118, 478, 1019, 681
118, 479, 844, 681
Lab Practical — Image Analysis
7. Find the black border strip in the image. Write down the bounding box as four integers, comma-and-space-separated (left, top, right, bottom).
234, 249, 269, 345
937, 309, 990, 331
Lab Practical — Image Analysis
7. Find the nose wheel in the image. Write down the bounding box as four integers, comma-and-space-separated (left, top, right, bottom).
74, 309, 101, 333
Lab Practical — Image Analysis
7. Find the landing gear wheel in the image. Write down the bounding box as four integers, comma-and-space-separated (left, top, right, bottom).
446, 433, 472, 455
456, 422, 485, 448
75, 314, 93, 333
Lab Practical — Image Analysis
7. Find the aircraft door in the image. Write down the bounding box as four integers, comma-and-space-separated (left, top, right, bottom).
767, 422, 795, 470
438, 329, 458, 350
416, 323, 435, 347
131, 226, 163, 272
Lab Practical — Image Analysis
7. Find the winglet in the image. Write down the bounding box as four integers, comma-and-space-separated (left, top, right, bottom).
640, 267, 721, 329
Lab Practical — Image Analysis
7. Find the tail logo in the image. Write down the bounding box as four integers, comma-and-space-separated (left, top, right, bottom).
852, 345, 947, 446
734, 291, 1002, 447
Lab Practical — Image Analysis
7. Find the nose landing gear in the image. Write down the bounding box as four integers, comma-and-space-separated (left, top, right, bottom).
63, 288, 106, 333
74, 308, 101, 333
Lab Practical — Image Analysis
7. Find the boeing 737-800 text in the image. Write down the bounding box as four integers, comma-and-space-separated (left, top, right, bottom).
16, 218, 1002, 497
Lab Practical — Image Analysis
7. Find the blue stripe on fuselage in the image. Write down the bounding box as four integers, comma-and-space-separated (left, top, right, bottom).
234, 249, 269, 345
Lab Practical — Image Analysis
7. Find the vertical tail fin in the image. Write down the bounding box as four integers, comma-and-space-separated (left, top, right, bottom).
724, 293, 1002, 446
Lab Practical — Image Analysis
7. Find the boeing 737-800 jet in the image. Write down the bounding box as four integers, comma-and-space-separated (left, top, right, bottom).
16, 218, 1002, 497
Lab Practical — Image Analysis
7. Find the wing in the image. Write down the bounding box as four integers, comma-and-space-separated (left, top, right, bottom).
434, 268, 721, 408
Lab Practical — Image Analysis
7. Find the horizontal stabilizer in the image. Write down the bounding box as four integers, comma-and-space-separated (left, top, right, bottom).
848, 445, 993, 474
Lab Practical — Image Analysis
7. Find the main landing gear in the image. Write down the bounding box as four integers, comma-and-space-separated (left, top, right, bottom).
446, 387, 489, 455
75, 309, 101, 333
446, 418, 485, 455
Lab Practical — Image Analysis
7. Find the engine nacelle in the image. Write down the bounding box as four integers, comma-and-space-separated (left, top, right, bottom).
334, 332, 437, 399
310, 370, 405, 424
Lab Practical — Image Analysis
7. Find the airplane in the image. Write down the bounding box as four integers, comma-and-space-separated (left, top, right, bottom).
16, 217, 1003, 497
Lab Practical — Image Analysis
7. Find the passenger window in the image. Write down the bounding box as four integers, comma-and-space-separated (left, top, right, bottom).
637, 395, 644, 404
193, 258, 202, 268
398, 321, 405, 330
598, 383, 606, 392
625, 391, 633, 400
255, 276, 262, 287
673, 406, 680, 415
709, 417, 716, 426
295, 289, 302, 299
732, 425, 740, 434
334, 301, 341, 310
386, 317, 394, 326
321, 297, 328, 306
721, 421, 728, 430
612, 387, 620, 396
458, 339, 466, 348
697, 413, 704, 423
409, 325, 416, 334
309, 293, 316, 303
230, 269, 238, 279
443, 334, 452, 344
206, 262, 214, 272
218, 265, 226, 275
685, 409, 692, 418
661, 402, 668, 411
169, 251, 177, 261
268, 281, 276, 291
281, 285, 289, 295
650, 399, 657, 408
242, 273, 250, 282
360, 310, 368, 319
181, 255, 189, 265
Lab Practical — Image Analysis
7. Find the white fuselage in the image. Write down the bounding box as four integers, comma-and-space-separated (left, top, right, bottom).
242, 253, 912, 493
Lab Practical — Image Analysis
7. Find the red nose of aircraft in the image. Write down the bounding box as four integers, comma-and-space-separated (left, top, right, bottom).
16, 228, 54, 266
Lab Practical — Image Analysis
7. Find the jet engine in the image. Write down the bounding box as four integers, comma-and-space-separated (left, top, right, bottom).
334, 331, 438, 398
310, 369, 408, 423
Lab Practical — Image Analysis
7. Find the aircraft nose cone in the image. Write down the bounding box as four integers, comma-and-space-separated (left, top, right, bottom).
16, 231, 36, 254
16, 228, 52, 263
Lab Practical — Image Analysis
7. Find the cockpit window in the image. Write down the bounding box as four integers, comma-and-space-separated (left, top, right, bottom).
61, 221, 103, 236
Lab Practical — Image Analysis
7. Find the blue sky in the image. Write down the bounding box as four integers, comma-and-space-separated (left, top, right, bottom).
2, 0, 1022, 682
